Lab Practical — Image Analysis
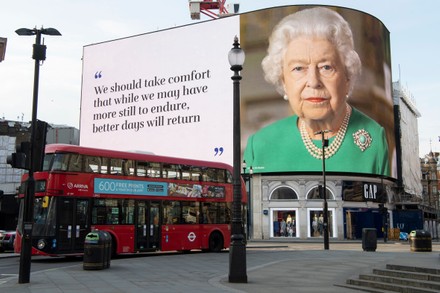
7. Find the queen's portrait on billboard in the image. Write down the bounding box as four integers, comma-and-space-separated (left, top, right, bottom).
243, 7, 390, 176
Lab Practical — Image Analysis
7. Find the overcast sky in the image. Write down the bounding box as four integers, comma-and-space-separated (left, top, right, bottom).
1, 0, 439, 157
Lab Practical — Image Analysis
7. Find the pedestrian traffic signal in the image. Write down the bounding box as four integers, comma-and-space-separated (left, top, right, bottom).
33, 120, 48, 171
7, 141, 31, 170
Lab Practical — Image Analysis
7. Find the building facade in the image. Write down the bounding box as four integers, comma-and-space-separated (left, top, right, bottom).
0, 119, 79, 230
389, 81, 427, 237
420, 151, 439, 238
248, 173, 394, 240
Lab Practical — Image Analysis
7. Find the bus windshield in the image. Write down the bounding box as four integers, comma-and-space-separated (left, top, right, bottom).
17, 197, 57, 237
43, 153, 69, 172
33, 197, 57, 237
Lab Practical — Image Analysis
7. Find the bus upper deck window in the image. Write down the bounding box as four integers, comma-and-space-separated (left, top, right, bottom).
68, 154, 83, 172
51, 153, 69, 171
85, 156, 101, 173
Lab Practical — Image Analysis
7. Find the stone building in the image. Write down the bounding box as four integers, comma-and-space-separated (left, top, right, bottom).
0, 119, 79, 230
420, 151, 439, 238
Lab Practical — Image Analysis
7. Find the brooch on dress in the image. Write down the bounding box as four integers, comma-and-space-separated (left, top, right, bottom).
353, 129, 372, 151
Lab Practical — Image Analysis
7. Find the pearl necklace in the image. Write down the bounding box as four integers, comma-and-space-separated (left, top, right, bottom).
300, 104, 352, 159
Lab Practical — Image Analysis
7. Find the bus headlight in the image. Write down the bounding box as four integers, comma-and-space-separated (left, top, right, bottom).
37, 239, 47, 250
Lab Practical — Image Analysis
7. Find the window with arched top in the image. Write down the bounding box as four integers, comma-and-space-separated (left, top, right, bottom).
270, 186, 298, 200
307, 186, 334, 200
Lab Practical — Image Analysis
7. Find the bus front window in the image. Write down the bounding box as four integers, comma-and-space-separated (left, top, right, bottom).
33, 197, 56, 237
42, 153, 54, 171
50, 153, 70, 171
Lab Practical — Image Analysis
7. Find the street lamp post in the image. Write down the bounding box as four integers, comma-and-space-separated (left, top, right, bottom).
315, 130, 331, 250
242, 160, 253, 240
16, 26, 61, 284
228, 36, 247, 283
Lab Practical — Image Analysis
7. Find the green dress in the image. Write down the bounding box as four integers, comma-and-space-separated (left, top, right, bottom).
243, 107, 390, 176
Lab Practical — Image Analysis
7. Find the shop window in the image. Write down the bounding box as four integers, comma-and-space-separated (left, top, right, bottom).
270, 187, 298, 200
307, 186, 333, 200
309, 209, 334, 238
273, 210, 297, 237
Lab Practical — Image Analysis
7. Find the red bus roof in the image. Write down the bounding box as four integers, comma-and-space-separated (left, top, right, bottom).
45, 144, 233, 171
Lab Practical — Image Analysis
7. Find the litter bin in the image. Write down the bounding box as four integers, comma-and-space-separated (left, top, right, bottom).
409, 230, 432, 252
83, 230, 112, 270
362, 228, 377, 252
101, 231, 112, 268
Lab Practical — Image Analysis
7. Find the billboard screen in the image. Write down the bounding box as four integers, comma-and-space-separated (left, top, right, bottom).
80, 5, 396, 179
240, 6, 396, 178
80, 16, 239, 164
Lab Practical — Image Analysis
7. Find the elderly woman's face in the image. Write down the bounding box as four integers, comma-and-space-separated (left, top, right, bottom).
282, 36, 349, 123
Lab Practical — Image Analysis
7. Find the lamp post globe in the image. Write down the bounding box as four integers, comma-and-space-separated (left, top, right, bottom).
228, 36, 245, 70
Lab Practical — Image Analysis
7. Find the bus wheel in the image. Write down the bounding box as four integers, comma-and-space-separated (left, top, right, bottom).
208, 232, 223, 252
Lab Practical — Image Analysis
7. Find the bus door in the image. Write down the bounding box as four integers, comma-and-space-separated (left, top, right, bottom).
136, 201, 160, 251
58, 198, 90, 253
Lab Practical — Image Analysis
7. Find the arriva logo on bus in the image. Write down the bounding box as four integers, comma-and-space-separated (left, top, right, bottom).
67, 182, 89, 190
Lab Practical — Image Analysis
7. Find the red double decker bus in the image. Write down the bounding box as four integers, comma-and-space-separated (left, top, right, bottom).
15, 144, 246, 256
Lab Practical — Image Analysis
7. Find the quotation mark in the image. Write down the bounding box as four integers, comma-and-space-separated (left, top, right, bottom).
95, 71, 102, 79
214, 147, 224, 156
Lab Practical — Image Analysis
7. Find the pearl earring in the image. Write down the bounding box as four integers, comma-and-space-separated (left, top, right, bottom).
283, 94, 288, 101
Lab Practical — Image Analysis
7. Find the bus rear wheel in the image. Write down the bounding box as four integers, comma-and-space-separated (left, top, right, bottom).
208, 231, 223, 252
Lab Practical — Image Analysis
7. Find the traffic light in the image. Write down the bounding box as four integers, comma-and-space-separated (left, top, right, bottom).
7, 140, 31, 170
33, 120, 48, 172
6, 120, 48, 171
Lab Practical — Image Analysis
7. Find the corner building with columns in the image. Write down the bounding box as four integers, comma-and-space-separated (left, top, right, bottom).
246, 173, 395, 240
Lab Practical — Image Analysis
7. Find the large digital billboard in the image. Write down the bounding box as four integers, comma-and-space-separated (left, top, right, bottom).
240, 6, 396, 178
80, 5, 396, 179
80, 16, 239, 164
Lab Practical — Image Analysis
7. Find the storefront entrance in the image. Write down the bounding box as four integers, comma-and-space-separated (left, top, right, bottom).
344, 209, 384, 239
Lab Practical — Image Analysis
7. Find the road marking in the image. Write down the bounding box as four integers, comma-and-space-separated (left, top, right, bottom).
0, 274, 18, 285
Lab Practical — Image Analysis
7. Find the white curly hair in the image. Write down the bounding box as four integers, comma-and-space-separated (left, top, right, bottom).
261, 7, 362, 96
